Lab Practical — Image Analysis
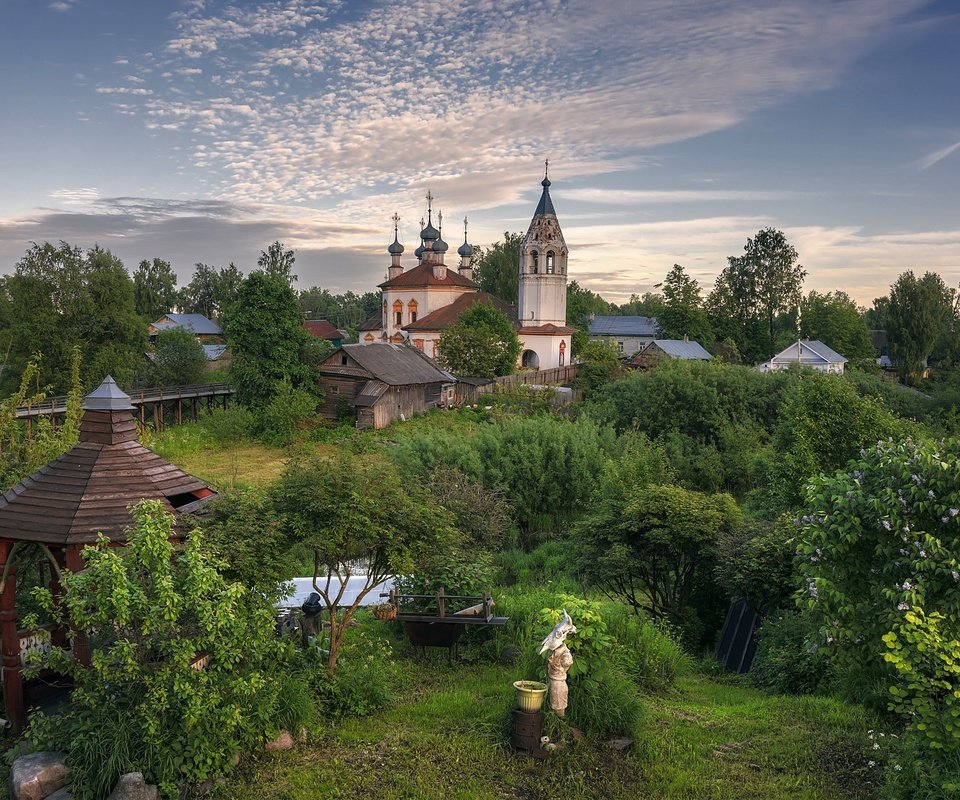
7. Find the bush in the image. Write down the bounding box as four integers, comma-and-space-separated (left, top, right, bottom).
798, 437, 960, 758
394, 549, 494, 601
202, 405, 255, 446
495, 539, 580, 588
255, 382, 318, 446
24, 502, 287, 798
750, 610, 835, 695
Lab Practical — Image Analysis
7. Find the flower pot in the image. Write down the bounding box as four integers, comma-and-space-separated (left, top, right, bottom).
513, 680, 547, 712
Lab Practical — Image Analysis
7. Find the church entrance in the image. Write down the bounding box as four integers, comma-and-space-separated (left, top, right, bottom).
521, 350, 539, 370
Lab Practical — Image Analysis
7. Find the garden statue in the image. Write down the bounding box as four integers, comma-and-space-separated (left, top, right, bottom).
539, 610, 576, 716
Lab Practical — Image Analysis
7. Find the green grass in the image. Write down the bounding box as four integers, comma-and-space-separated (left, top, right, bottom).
206, 660, 881, 800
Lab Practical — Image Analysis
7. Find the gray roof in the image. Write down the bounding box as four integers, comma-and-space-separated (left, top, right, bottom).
771, 340, 847, 365
534, 177, 556, 216
325, 344, 454, 386
645, 339, 712, 360
588, 316, 658, 337
83, 376, 133, 411
153, 313, 223, 336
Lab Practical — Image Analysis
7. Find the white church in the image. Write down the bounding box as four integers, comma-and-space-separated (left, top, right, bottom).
358, 170, 573, 371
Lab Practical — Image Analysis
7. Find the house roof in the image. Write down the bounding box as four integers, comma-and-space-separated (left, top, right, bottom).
642, 339, 712, 360
768, 340, 848, 366
588, 316, 658, 337
151, 313, 223, 336
0, 377, 215, 545
319, 343, 454, 386
304, 320, 344, 340
404, 292, 517, 332
379, 262, 478, 290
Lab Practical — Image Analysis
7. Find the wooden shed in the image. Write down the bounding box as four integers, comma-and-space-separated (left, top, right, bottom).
317, 344, 455, 430
0, 377, 217, 730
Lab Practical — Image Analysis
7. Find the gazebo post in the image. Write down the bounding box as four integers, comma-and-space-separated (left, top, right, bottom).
0, 540, 25, 732
49, 548, 69, 650
64, 544, 90, 667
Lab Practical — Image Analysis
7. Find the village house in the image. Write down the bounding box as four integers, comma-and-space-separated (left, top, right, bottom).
757, 340, 848, 374
631, 338, 712, 368
587, 315, 658, 355
148, 312, 229, 370
316, 343, 455, 430
358, 170, 574, 371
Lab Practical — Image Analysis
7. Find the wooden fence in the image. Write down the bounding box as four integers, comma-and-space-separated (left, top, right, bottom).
456, 364, 580, 406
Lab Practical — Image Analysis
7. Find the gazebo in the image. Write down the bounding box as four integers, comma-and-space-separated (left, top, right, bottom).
0, 377, 217, 730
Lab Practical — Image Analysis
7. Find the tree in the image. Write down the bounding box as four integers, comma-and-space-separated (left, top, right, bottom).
888, 271, 952, 383
658, 264, 713, 345
133, 258, 178, 321
271, 453, 457, 672
577, 481, 741, 640
26, 501, 285, 797
572, 339, 623, 397
224, 271, 315, 407
566, 281, 614, 353
618, 292, 665, 318
258, 241, 297, 284
147, 328, 207, 386
472, 232, 523, 303
799, 290, 875, 362
179, 263, 218, 319
437, 303, 521, 378
709, 228, 805, 362
2, 242, 146, 394
214, 263, 244, 317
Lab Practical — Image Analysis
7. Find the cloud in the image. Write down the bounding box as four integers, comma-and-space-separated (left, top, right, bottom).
50, 188, 100, 204
49, 1, 75, 11
560, 188, 795, 204
915, 140, 960, 171
91, 0, 926, 206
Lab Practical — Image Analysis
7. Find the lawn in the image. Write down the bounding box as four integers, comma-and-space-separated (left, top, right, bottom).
208, 660, 880, 800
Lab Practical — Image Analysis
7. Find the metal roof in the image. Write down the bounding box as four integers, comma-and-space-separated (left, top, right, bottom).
201, 344, 228, 361
152, 313, 223, 336
645, 339, 712, 360
770, 340, 848, 365
588, 316, 659, 337
534, 178, 556, 216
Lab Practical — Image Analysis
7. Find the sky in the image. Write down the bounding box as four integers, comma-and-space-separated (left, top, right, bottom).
1, 0, 959, 305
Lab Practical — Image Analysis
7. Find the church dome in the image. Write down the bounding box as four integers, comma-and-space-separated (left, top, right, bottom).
414, 243, 425, 259
420, 219, 440, 241
388, 235, 404, 256
457, 240, 473, 258
434, 235, 449, 253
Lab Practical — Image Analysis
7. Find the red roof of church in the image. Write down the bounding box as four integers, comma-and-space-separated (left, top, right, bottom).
517, 323, 576, 335
379, 262, 478, 290
403, 292, 517, 332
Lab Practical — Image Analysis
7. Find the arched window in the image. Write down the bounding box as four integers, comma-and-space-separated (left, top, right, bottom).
546, 251, 555, 274
531, 251, 539, 274
382, 300, 387, 327
408, 299, 418, 323
559, 340, 566, 367
393, 300, 403, 326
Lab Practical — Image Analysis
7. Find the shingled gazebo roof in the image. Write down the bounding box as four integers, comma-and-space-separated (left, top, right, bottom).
0, 377, 216, 545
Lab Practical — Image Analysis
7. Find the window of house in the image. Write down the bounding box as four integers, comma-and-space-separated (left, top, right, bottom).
340, 354, 348, 365
408, 299, 418, 323
617, 341, 624, 353
393, 299, 403, 327
546, 251, 555, 274
531, 251, 539, 273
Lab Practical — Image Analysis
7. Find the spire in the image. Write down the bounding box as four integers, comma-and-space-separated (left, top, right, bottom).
434, 209, 449, 254
535, 158, 556, 216
420, 191, 440, 242
458, 215, 474, 280
387, 212, 404, 256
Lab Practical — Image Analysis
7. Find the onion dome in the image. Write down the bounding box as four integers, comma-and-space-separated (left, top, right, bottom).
414, 243, 425, 259
388, 236, 404, 256
434, 235, 449, 253
420, 217, 440, 241
457, 239, 473, 258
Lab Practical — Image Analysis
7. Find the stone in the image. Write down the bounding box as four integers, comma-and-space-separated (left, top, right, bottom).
606, 736, 634, 752
264, 730, 295, 751
9, 751, 69, 800
45, 789, 73, 800
105, 772, 154, 800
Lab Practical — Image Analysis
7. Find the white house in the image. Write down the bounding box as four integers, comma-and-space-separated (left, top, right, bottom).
758, 340, 848, 374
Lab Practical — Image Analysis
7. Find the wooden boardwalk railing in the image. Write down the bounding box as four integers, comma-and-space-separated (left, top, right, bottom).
15, 383, 233, 429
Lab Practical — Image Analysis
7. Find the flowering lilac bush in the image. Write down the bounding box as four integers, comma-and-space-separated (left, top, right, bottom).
797, 438, 960, 763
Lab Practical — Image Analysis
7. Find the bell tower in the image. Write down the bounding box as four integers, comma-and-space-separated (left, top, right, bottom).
518, 161, 568, 327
